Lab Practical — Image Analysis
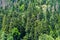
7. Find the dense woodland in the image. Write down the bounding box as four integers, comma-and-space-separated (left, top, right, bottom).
0, 0, 60, 40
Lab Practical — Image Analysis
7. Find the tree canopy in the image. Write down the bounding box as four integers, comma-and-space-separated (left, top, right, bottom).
0, 0, 60, 40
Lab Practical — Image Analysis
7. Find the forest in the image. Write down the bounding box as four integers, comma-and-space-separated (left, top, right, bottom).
0, 0, 60, 40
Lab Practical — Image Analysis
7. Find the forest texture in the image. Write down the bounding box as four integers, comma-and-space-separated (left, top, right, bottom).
0, 0, 60, 40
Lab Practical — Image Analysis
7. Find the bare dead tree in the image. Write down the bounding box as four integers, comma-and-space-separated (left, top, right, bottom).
1, 0, 5, 9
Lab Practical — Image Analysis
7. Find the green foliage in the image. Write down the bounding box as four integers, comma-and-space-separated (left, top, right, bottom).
7, 34, 13, 40
19, 4, 25, 11
0, 31, 6, 40
56, 36, 60, 40
0, 0, 60, 40
39, 34, 54, 40
11, 27, 20, 35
